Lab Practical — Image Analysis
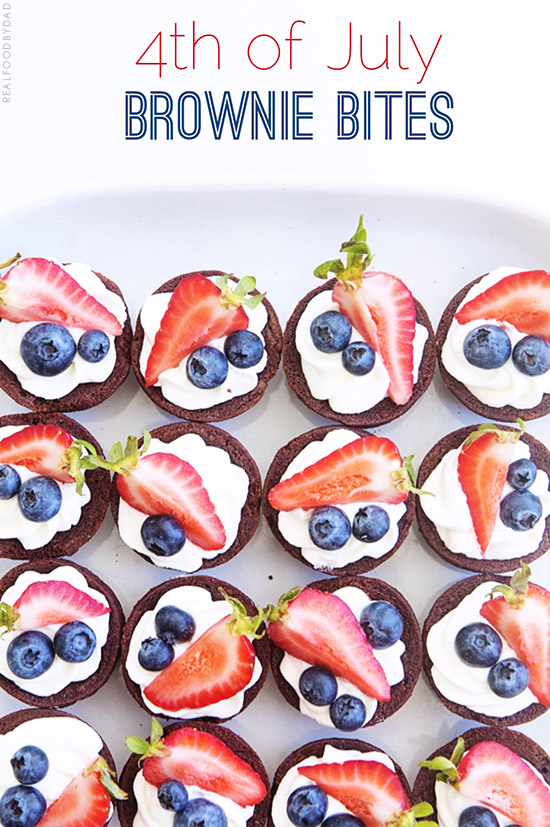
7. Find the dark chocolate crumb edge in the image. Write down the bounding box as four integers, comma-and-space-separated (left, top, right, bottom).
436, 273, 550, 421
269, 575, 422, 728
269, 738, 412, 827
411, 725, 550, 813
110, 421, 261, 573
0, 412, 110, 560
262, 425, 414, 576
120, 574, 269, 721
0, 270, 132, 413
118, 719, 271, 827
282, 278, 437, 427
0, 558, 124, 708
415, 424, 550, 573
422, 573, 548, 726
130, 270, 282, 422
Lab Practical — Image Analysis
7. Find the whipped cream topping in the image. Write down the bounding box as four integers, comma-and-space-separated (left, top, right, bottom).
427, 581, 538, 717
279, 586, 405, 728
0, 261, 127, 399
0, 424, 91, 551
271, 744, 396, 827
0, 566, 110, 696
420, 437, 550, 560
117, 433, 249, 571
126, 584, 262, 718
441, 266, 550, 409
276, 429, 406, 569
295, 290, 429, 413
138, 277, 268, 409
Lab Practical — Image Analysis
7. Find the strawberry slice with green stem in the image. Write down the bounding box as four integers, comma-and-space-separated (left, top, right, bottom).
144, 273, 265, 386
0, 579, 110, 632
38, 757, 126, 827
0, 255, 122, 335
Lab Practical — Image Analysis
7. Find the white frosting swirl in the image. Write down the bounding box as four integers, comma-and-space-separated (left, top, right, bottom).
279, 586, 405, 728
295, 290, 429, 413
117, 434, 249, 571
0, 261, 127, 399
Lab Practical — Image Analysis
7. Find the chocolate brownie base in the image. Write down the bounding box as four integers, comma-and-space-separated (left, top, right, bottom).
0, 270, 132, 412
0, 558, 124, 708
0, 412, 110, 560
118, 720, 270, 827
282, 279, 436, 427
416, 424, 550, 573
436, 274, 550, 421
270, 576, 422, 728
422, 573, 548, 726
121, 575, 269, 721
412, 725, 550, 812
131, 270, 282, 422
262, 425, 415, 576
269, 738, 411, 827
110, 421, 262, 572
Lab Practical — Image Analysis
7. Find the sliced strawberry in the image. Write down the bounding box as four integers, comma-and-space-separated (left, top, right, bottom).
144, 274, 248, 386
457, 740, 550, 827
455, 270, 550, 338
268, 435, 407, 512
480, 583, 550, 706
0, 425, 74, 483
267, 588, 390, 701
38, 764, 111, 827
333, 272, 416, 405
116, 451, 225, 551
457, 430, 517, 555
298, 760, 410, 827
142, 727, 267, 806
0, 257, 122, 335
13, 580, 110, 630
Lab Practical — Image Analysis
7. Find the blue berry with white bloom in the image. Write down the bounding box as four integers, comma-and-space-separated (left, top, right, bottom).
352, 505, 390, 543
77, 329, 110, 363
308, 507, 351, 550
18, 477, 62, 522
0, 465, 21, 500
7, 631, 54, 679
506, 458, 537, 490
322, 816, 366, 827
187, 346, 228, 389
299, 666, 338, 706
224, 330, 264, 368
500, 490, 542, 531
463, 325, 511, 369
360, 601, 403, 649
341, 342, 375, 375
455, 622, 502, 667
157, 780, 189, 812
0, 785, 46, 827
458, 805, 499, 827
53, 621, 96, 663
175, 798, 228, 827
155, 605, 195, 644
488, 657, 530, 697
10, 745, 49, 785
512, 335, 550, 376
310, 311, 351, 353
141, 514, 186, 557
138, 637, 174, 671
20, 323, 76, 376
329, 695, 366, 731
287, 786, 328, 827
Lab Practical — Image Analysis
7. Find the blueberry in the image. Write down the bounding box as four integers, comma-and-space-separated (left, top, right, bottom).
360, 601, 403, 649
298, 666, 338, 706
157, 780, 189, 812
286, 785, 328, 827
0, 785, 47, 827
6, 631, 54, 679
329, 695, 366, 731
488, 658, 530, 697
341, 341, 375, 375
10, 745, 49, 785
155, 605, 196, 644
512, 335, 550, 376
308, 507, 351, 550
454, 622, 503, 667
174, 799, 228, 827
20, 322, 76, 376
18, 477, 62, 522
141, 514, 186, 557
321, 815, 366, 827
499, 489, 542, 531
138, 637, 174, 671
0, 466, 21, 500
224, 330, 264, 368
458, 805, 499, 827
77, 329, 110, 363
352, 506, 390, 543
53, 621, 96, 663
310, 311, 352, 353
507, 458, 537, 490
463, 325, 511, 369
186, 346, 228, 389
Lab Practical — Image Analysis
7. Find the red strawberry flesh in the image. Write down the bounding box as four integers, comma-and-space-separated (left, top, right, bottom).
37, 764, 111, 827
268, 435, 407, 512
298, 760, 410, 827
142, 727, 267, 807
0, 425, 75, 484
116, 451, 226, 551
144, 273, 248, 386
267, 588, 390, 701
13, 580, 110, 630
0, 257, 122, 335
